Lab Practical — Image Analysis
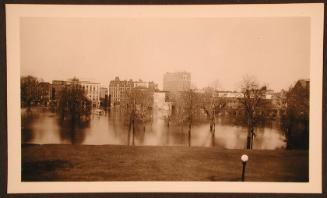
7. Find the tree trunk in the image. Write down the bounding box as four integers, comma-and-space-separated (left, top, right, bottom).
246, 125, 252, 149
70, 117, 76, 145
250, 128, 254, 149
188, 121, 192, 147
286, 128, 292, 149
209, 116, 216, 132
246, 133, 251, 149
132, 119, 135, 146
128, 114, 132, 146
166, 126, 170, 146
246, 117, 253, 149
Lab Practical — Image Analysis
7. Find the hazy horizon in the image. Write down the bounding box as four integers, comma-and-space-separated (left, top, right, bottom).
20, 17, 310, 91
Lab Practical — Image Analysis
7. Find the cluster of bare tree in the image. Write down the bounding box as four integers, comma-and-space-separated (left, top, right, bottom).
168, 90, 202, 147
200, 88, 227, 146
164, 76, 267, 149
238, 76, 269, 149
120, 87, 154, 145
238, 77, 309, 150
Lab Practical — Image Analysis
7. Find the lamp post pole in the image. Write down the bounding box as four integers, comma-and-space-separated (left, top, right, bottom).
241, 154, 248, 181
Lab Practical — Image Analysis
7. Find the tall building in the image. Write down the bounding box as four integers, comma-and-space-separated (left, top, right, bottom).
163, 72, 191, 92
109, 77, 134, 105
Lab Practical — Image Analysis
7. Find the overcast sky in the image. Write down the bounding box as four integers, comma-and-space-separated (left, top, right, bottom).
20, 17, 310, 91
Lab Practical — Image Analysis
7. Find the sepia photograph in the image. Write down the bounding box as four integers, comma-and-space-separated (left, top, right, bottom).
5, 3, 324, 194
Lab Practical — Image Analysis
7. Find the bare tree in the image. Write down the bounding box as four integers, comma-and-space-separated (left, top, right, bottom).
200, 88, 226, 146
121, 87, 153, 146
239, 76, 267, 149
171, 90, 200, 147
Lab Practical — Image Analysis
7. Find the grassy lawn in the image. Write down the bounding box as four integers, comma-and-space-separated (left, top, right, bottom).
22, 144, 308, 182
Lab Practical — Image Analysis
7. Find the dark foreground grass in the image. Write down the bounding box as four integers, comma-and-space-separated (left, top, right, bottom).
22, 144, 308, 182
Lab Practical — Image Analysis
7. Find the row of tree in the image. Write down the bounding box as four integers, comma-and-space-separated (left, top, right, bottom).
159, 76, 309, 150
21, 76, 92, 122
21, 75, 309, 149
156, 76, 266, 148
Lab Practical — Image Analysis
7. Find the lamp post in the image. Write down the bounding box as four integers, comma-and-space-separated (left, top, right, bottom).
241, 154, 248, 181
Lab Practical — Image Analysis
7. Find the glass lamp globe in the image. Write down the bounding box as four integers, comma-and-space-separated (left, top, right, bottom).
241, 154, 249, 162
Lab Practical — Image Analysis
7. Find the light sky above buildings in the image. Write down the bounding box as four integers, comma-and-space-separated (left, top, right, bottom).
20, 17, 310, 91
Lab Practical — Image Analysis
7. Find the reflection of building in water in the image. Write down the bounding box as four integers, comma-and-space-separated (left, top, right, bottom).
109, 76, 158, 106
163, 72, 191, 92
50, 79, 101, 108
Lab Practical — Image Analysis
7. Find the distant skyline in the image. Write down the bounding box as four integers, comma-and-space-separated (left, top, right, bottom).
21, 17, 310, 91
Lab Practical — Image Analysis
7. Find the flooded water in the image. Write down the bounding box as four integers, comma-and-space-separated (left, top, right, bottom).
22, 107, 286, 149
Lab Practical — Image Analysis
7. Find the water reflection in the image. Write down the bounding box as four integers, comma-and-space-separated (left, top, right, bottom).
22, 107, 286, 149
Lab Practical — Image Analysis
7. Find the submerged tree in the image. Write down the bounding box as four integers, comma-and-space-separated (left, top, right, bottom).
239, 76, 267, 149
57, 78, 92, 123
200, 88, 226, 146
171, 90, 201, 147
281, 80, 309, 150
121, 87, 154, 146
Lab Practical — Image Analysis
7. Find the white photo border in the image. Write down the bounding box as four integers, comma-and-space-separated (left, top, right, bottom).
6, 3, 324, 194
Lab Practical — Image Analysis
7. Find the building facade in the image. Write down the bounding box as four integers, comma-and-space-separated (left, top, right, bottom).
109, 77, 134, 105
163, 72, 191, 92
109, 77, 159, 106
51, 79, 100, 108
78, 81, 100, 108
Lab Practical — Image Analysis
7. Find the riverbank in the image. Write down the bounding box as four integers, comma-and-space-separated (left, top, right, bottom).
22, 144, 308, 181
